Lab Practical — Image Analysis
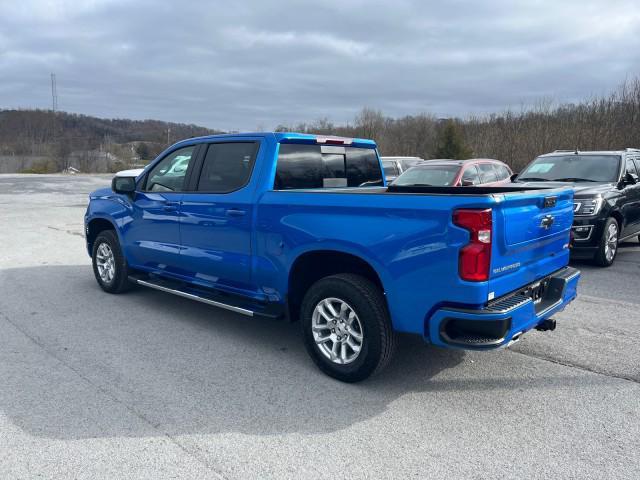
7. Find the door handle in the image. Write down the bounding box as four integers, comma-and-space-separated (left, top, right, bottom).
226, 208, 246, 217
163, 200, 180, 212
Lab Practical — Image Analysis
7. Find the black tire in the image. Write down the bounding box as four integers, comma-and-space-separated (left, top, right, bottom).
300, 273, 396, 383
91, 230, 133, 293
593, 217, 619, 267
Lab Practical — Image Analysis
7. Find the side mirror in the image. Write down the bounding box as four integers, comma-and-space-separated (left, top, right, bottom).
625, 172, 638, 185
510, 173, 519, 182
112, 175, 136, 195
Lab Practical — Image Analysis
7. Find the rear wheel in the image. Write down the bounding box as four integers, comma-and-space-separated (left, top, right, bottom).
92, 230, 133, 293
593, 218, 619, 267
300, 273, 396, 382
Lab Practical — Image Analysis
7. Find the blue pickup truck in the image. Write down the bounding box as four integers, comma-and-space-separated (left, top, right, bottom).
85, 132, 580, 382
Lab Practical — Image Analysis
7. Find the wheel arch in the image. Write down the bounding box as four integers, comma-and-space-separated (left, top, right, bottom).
287, 249, 387, 322
86, 216, 119, 254
610, 210, 624, 230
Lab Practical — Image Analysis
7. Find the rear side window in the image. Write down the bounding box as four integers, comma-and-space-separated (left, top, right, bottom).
197, 142, 258, 192
274, 144, 383, 189
495, 164, 511, 180
477, 163, 498, 183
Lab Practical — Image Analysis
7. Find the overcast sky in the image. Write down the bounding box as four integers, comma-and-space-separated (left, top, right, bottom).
1, 0, 639, 130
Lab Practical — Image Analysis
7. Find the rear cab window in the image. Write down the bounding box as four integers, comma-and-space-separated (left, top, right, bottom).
274, 143, 384, 190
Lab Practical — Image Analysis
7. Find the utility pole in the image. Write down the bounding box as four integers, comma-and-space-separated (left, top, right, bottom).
167, 127, 171, 146
50, 73, 58, 112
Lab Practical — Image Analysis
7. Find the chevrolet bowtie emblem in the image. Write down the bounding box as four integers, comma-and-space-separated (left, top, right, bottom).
540, 215, 555, 230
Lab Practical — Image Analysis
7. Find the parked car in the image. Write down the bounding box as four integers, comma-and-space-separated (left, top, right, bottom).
515, 148, 640, 266
392, 159, 513, 187
380, 156, 424, 182
85, 133, 580, 382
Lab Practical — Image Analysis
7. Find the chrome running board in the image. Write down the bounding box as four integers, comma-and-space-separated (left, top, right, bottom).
131, 277, 255, 317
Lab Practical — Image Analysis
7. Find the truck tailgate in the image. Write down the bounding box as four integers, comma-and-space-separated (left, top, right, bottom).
489, 187, 573, 297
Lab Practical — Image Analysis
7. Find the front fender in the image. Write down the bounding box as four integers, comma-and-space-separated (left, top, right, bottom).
85, 194, 133, 260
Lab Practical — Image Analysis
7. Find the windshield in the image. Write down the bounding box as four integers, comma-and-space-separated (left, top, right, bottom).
519, 155, 621, 182
392, 164, 460, 186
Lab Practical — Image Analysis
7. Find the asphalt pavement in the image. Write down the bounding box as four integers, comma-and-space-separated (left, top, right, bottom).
0, 174, 638, 479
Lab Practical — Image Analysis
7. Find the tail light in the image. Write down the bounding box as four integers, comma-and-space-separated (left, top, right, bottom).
453, 208, 492, 281
315, 136, 353, 145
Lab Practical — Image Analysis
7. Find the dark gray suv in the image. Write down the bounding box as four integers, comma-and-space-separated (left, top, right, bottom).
515, 148, 640, 266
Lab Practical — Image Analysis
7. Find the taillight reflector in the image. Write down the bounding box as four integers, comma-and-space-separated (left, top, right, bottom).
453, 208, 492, 281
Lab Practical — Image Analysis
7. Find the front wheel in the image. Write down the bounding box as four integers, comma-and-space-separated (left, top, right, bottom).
300, 273, 396, 382
593, 218, 619, 267
91, 230, 133, 293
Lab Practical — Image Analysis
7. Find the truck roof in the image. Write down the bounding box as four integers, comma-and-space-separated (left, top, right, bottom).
170, 132, 377, 149
539, 149, 637, 157
420, 158, 502, 166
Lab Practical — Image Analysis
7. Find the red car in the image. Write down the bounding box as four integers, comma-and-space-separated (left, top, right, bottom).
391, 158, 513, 187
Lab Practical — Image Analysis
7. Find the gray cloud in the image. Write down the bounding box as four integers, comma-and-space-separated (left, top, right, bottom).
1, 0, 639, 130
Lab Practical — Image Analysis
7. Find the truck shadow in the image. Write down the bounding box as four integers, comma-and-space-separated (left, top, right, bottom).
0, 265, 597, 441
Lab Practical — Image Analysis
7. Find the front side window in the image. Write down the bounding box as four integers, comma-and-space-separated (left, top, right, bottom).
274, 144, 383, 189
625, 158, 638, 176
197, 142, 258, 192
461, 165, 480, 185
477, 163, 498, 183
145, 146, 195, 192
519, 155, 621, 183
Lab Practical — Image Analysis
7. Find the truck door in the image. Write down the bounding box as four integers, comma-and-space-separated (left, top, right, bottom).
178, 140, 260, 294
123, 145, 198, 272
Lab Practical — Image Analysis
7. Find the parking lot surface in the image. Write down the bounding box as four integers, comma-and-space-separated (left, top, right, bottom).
1, 174, 639, 479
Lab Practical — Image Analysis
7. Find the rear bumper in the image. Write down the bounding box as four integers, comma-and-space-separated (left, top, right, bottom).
426, 266, 580, 349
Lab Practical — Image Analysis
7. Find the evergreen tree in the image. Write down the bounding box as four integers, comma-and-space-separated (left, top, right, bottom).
434, 120, 472, 159
135, 142, 150, 160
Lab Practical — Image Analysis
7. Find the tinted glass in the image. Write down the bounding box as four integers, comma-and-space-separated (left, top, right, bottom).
477, 163, 498, 183
519, 155, 621, 182
145, 146, 195, 192
392, 165, 460, 186
460, 165, 480, 185
197, 142, 258, 192
275, 144, 383, 189
348, 148, 385, 187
